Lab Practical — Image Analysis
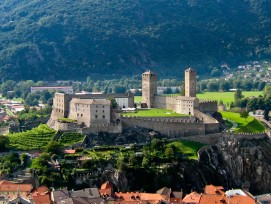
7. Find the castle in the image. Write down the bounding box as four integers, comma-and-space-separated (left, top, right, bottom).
141, 68, 217, 115
48, 68, 220, 136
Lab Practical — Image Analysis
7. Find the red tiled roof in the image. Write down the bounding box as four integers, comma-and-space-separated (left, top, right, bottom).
65, 149, 76, 154
0, 180, 33, 193
101, 181, 112, 190
199, 194, 225, 204
224, 194, 259, 204
183, 192, 201, 203
32, 186, 50, 196
204, 184, 224, 195
32, 193, 51, 204
114, 192, 166, 204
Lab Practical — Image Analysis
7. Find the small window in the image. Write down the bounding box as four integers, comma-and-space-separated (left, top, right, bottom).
95, 115, 98, 118
103, 115, 105, 118
103, 110, 105, 113
96, 110, 98, 112
81, 114, 83, 117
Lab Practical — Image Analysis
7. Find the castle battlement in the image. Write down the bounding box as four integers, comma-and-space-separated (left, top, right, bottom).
199, 100, 217, 103
121, 116, 199, 124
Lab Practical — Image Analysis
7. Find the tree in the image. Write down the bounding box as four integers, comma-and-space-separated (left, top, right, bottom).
0, 135, 10, 152
108, 97, 118, 109
240, 111, 249, 121
116, 156, 126, 172
165, 146, 174, 160
44, 141, 62, 155
20, 153, 28, 167
142, 156, 150, 168
264, 109, 269, 121
234, 89, 243, 101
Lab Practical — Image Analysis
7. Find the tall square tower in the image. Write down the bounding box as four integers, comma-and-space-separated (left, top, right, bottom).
142, 70, 157, 108
185, 68, 197, 97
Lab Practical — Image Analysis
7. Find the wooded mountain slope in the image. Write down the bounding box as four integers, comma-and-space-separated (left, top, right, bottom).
0, 0, 271, 80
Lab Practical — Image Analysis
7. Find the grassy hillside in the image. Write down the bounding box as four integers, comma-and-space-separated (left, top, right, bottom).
1, 1, 271, 80
220, 111, 265, 133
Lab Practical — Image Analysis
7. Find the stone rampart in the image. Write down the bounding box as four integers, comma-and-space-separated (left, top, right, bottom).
199, 100, 217, 113
77, 124, 122, 134
194, 109, 218, 124
53, 120, 122, 134
121, 116, 205, 137
153, 95, 177, 110
54, 121, 80, 131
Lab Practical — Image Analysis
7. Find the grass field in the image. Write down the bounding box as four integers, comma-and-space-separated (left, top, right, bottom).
121, 108, 188, 117
135, 91, 262, 106
220, 111, 265, 133
197, 91, 262, 106
168, 140, 206, 160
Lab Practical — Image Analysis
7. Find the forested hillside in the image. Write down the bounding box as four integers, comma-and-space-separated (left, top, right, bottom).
0, 0, 271, 81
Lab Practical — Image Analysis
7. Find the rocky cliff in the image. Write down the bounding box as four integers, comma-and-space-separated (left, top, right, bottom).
77, 135, 271, 195
199, 135, 271, 195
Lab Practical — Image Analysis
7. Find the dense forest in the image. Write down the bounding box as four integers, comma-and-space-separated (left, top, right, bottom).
0, 0, 271, 81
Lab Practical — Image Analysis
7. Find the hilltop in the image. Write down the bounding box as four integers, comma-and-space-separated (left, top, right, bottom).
1, 0, 271, 80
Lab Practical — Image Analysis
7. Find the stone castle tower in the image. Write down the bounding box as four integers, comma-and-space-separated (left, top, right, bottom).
185, 68, 197, 97
142, 70, 157, 108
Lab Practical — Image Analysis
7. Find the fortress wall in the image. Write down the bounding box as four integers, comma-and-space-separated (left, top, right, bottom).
154, 96, 177, 110
194, 109, 218, 124
54, 121, 80, 131
121, 116, 205, 137
78, 124, 122, 134
205, 123, 220, 134
181, 133, 222, 145
199, 100, 218, 113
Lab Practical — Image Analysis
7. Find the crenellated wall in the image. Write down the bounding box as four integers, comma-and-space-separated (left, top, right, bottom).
121, 116, 206, 137
78, 124, 122, 134
199, 100, 218, 113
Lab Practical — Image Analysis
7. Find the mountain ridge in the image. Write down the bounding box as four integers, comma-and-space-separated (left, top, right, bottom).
0, 0, 271, 80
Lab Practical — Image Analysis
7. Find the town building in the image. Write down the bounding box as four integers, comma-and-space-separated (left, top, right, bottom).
31, 86, 74, 94
182, 185, 260, 204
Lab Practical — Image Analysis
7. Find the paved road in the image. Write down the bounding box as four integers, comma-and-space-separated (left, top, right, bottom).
225, 118, 238, 132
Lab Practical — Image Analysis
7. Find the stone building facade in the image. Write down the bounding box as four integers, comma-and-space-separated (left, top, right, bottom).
68, 98, 111, 127
142, 68, 217, 115
50, 93, 134, 127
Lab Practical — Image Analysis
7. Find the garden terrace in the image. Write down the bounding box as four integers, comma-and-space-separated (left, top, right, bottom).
8, 124, 56, 150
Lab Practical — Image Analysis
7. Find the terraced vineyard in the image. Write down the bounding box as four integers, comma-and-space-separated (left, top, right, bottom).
8, 124, 56, 150
58, 132, 85, 146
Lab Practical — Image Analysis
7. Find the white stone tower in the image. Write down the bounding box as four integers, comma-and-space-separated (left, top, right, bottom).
185, 68, 197, 97
142, 70, 157, 108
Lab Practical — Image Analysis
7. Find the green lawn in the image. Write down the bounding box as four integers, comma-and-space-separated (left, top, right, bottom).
197, 91, 262, 106
220, 111, 265, 133
134, 96, 142, 103
168, 140, 206, 160
135, 91, 262, 106
122, 108, 188, 117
